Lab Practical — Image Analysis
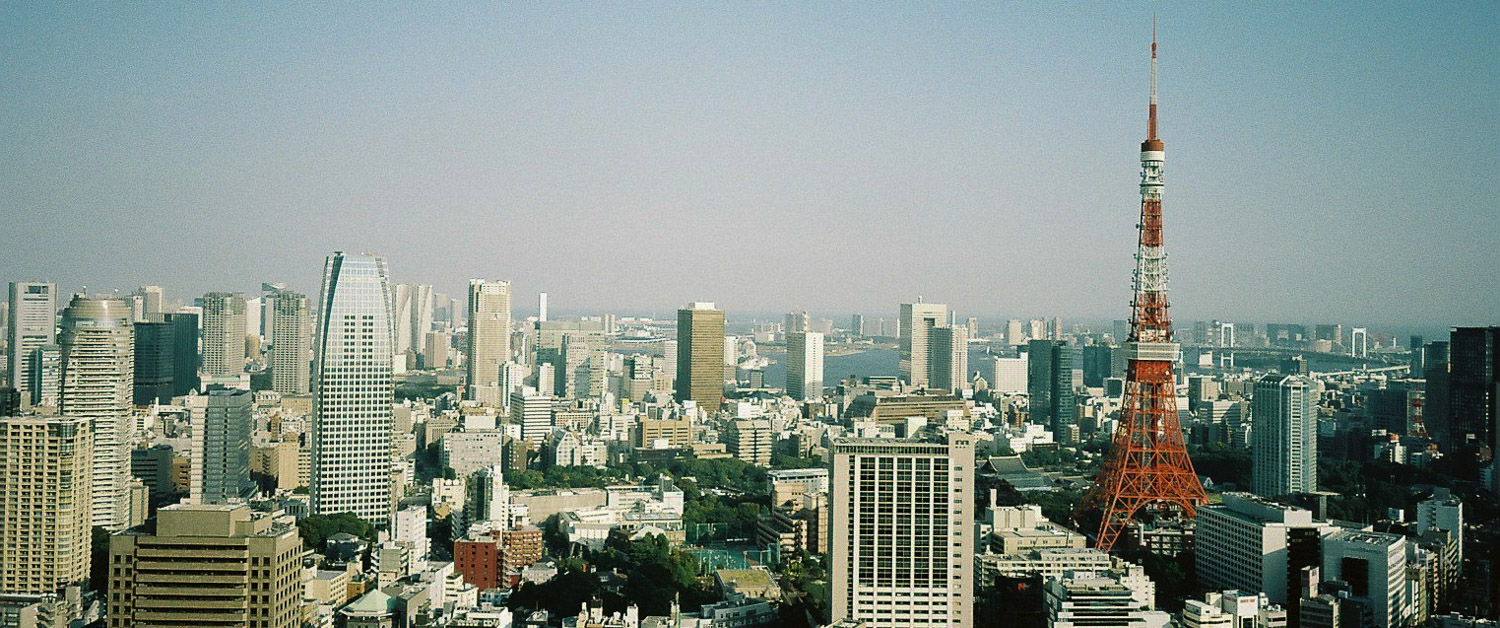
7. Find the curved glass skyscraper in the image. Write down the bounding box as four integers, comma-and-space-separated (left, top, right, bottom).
310, 252, 395, 524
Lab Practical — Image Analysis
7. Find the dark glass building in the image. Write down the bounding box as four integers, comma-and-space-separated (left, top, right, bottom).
133, 321, 175, 405
164, 312, 201, 396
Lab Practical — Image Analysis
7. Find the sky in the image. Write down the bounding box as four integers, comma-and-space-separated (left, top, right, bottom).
1, 3, 1496, 327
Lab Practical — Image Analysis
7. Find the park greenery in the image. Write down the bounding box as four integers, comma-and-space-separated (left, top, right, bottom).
298, 512, 377, 549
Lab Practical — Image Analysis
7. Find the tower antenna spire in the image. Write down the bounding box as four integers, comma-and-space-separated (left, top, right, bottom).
1148, 16, 1158, 140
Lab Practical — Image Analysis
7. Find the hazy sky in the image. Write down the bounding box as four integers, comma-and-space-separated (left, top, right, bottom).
2, 3, 1495, 326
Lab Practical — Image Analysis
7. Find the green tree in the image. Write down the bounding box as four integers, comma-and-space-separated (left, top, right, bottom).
298, 513, 376, 549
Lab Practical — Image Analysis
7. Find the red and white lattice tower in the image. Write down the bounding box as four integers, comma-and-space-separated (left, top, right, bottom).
1077, 28, 1207, 553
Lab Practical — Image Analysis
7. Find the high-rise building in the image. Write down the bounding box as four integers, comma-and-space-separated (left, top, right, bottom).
163, 312, 200, 396
200, 292, 247, 376
785, 331, 824, 401
536, 320, 605, 399
1321, 530, 1408, 628
992, 355, 1028, 395
392, 284, 435, 362
1195, 493, 1336, 605
108, 504, 301, 628
675, 302, 725, 412
850, 314, 865, 337
59, 294, 135, 531
1081, 344, 1116, 388
188, 389, 254, 504
1252, 374, 1317, 497
1007, 319, 1026, 345
310, 252, 395, 524
130, 286, 165, 321
1447, 327, 1497, 476
898, 302, 947, 388
929, 325, 968, 394
7, 281, 56, 401
269, 291, 310, 394
510, 387, 553, 446
466, 280, 512, 404
132, 320, 175, 405
1028, 339, 1077, 441
1408, 335, 1425, 374
26, 344, 61, 408
0, 415, 92, 601
784, 310, 809, 334
830, 433, 975, 628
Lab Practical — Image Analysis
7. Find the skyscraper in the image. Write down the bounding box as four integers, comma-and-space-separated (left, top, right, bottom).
786, 330, 824, 401
130, 285, 165, 321
26, 343, 61, 407
132, 320, 175, 405
898, 302, 947, 388
59, 294, 135, 531
1448, 327, 1497, 478
929, 325, 969, 394
269, 291, 310, 394
675, 302, 725, 412
200, 291, 248, 376
1251, 374, 1317, 497
188, 388, 254, 505
829, 433, 975, 627
310, 252, 395, 524
7, 281, 56, 401
1028, 339, 1077, 441
784, 310, 809, 334
392, 283, 435, 363
466, 279, 512, 403
0, 415, 92, 601
163, 311, 201, 396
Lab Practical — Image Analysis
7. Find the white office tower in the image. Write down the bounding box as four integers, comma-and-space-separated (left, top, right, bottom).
537, 292, 548, 322
244, 296, 262, 341
898, 302, 948, 388
7, 281, 56, 400
1322, 530, 1409, 628
830, 433, 975, 628
270, 291, 311, 394
392, 505, 430, 573
1196, 493, 1337, 605
929, 325, 968, 394
59, 294, 136, 531
1007, 319, 1025, 345
466, 279, 511, 404
1044, 570, 1169, 628
662, 339, 678, 383
511, 387, 553, 446
392, 284, 435, 363
201, 291, 248, 376
786, 331, 824, 401
1251, 374, 1317, 497
310, 252, 395, 524
992, 355, 1028, 395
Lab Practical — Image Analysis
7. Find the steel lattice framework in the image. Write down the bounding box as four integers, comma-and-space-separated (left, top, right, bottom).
1077, 31, 1207, 553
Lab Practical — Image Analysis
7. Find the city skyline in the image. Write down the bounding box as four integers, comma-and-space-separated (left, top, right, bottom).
1, 3, 1495, 326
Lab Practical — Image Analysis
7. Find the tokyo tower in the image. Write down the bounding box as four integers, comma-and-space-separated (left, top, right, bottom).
1077, 28, 1207, 553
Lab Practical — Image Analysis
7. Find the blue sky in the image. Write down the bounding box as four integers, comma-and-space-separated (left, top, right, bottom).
1, 3, 1495, 326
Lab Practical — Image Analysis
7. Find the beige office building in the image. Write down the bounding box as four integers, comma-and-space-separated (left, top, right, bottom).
830, 433, 976, 628
269, 291, 310, 394
59, 295, 135, 531
200, 291, 248, 376
466, 279, 511, 403
899, 302, 948, 388
675, 302, 725, 412
724, 419, 772, 467
0, 415, 92, 600
108, 504, 301, 628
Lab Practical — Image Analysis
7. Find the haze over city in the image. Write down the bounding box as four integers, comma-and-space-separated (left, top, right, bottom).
2, 3, 1496, 325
